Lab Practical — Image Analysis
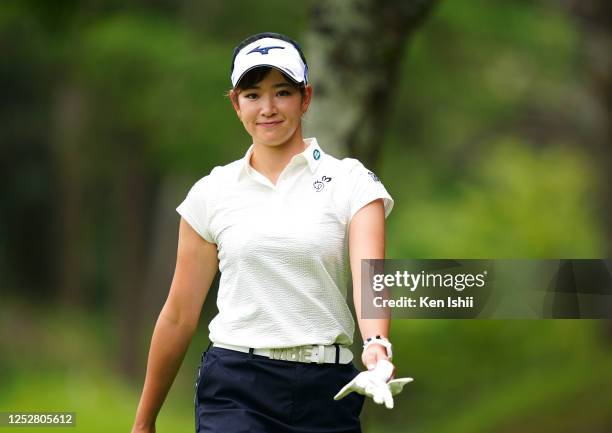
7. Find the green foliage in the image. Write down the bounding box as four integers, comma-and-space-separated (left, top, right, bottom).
376, 320, 612, 433
394, 0, 579, 154
385, 139, 603, 258
181, 0, 306, 41
0, 299, 197, 433
381, 0, 602, 259
75, 13, 243, 175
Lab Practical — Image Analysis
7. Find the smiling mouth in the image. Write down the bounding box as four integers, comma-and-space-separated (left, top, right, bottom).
257, 120, 283, 127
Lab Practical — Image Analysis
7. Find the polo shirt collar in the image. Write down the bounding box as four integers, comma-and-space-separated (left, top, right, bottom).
302, 137, 324, 172
238, 137, 324, 180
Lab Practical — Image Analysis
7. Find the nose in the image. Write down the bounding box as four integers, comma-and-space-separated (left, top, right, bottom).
260, 94, 277, 117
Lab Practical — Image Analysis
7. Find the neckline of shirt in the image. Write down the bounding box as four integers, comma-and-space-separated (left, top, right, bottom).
238, 137, 324, 183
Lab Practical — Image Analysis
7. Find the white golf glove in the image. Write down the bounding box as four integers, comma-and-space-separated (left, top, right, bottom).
333, 360, 413, 409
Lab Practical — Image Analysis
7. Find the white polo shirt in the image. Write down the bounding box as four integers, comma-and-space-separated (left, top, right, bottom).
176, 137, 393, 348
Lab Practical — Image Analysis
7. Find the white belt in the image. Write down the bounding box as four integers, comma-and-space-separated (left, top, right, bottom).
212, 342, 353, 364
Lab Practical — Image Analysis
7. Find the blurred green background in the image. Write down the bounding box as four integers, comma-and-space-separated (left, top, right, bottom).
2, 0, 612, 432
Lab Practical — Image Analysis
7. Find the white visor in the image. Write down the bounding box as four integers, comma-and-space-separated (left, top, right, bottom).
231, 37, 307, 88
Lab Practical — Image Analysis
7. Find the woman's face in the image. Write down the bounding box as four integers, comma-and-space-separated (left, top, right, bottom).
231, 68, 312, 148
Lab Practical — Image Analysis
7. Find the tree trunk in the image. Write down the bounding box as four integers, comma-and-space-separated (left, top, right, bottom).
52, 82, 87, 308
562, 0, 612, 253
113, 141, 158, 380
304, 0, 438, 168
561, 0, 612, 345
141, 176, 184, 330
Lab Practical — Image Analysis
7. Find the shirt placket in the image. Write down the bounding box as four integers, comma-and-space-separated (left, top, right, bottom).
273, 158, 304, 193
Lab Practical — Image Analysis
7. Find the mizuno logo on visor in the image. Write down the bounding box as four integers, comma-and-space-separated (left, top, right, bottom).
247, 45, 285, 55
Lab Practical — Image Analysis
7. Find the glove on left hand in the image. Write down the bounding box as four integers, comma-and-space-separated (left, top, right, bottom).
333, 360, 413, 409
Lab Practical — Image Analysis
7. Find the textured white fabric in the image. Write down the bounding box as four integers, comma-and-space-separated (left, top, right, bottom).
176, 138, 393, 348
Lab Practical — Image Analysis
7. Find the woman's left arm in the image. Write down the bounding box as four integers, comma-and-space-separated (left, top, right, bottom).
349, 198, 395, 376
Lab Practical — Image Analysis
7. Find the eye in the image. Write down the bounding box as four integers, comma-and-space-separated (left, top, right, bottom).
277, 89, 292, 96
244, 93, 258, 100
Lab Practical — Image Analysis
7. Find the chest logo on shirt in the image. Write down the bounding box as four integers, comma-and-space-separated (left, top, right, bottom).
313, 175, 332, 192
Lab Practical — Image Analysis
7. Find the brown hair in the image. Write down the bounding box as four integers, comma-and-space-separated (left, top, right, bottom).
227, 66, 306, 100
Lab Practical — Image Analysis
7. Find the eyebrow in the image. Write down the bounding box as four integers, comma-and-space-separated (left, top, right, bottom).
243, 82, 293, 90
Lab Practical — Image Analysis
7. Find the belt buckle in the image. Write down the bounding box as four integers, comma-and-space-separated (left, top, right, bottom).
316, 344, 325, 364
269, 345, 327, 363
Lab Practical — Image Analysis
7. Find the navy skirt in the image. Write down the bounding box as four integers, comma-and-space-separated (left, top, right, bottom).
194, 346, 365, 433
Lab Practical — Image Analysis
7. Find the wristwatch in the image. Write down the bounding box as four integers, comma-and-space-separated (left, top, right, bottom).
363, 335, 393, 360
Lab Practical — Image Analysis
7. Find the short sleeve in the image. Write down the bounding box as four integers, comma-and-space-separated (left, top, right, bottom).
176, 175, 215, 243
346, 160, 394, 222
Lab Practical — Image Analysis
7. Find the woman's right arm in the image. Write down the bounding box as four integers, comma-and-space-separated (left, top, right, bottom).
131, 217, 219, 433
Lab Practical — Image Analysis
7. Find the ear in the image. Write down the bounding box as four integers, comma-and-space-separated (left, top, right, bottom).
301, 84, 313, 114
229, 89, 241, 118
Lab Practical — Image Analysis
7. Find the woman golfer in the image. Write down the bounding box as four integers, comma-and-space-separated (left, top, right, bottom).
132, 32, 400, 433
